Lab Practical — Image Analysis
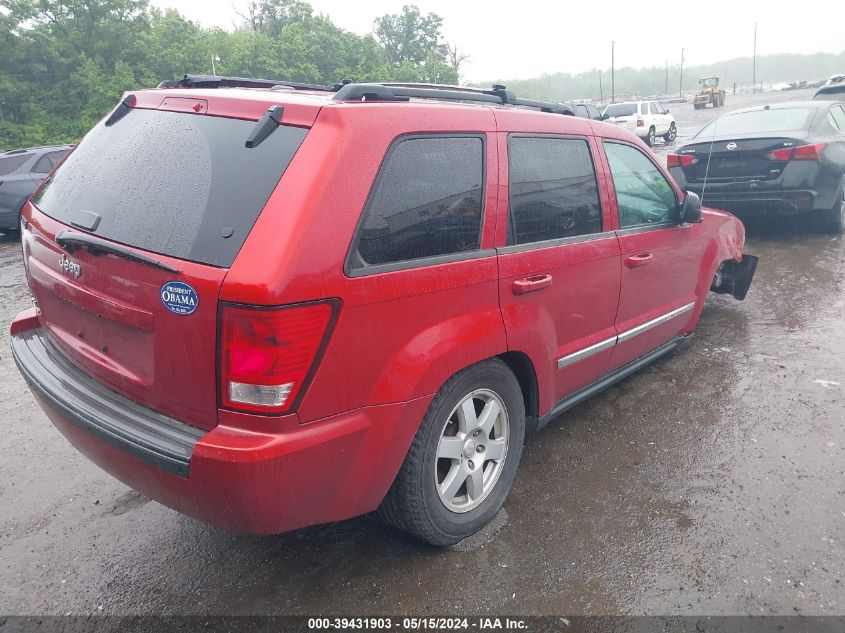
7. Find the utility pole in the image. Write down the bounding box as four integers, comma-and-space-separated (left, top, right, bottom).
679, 47, 685, 100
752, 21, 757, 91
599, 69, 603, 103
211, 55, 220, 76
665, 59, 669, 95
611, 41, 615, 104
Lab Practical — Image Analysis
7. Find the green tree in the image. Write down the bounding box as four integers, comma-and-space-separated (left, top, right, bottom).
0, 0, 459, 150
373, 5, 446, 71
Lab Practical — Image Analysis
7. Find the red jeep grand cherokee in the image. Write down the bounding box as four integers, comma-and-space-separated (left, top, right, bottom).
10, 76, 757, 546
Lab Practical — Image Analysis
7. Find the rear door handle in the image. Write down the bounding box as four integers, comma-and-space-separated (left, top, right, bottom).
624, 253, 653, 268
513, 274, 553, 295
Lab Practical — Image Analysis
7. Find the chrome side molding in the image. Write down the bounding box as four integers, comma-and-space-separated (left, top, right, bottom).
557, 302, 695, 370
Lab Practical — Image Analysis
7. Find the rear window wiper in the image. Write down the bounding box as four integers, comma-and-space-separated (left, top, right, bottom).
245, 105, 283, 149
55, 230, 179, 274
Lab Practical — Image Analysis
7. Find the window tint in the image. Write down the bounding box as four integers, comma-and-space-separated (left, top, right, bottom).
33, 150, 69, 174
0, 154, 30, 176
350, 136, 484, 269
575, 105, 588, 118
31, 154, 54, 174
604, 142, 677, 229
33, 110, 307, 267
604, 103, 637, 118
587, 105, 601, 119
508, 137, 602, 245
649, 102, 658, 115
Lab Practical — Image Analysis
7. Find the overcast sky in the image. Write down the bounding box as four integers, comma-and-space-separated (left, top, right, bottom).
150, 0, 845, 83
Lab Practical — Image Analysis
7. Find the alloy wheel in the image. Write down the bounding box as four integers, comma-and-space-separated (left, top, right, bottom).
435, 389, 509, 513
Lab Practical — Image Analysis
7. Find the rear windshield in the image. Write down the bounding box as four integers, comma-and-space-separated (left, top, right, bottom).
32, 109, 308, 267
694, 108, 815, 139
604, 104, 637, 117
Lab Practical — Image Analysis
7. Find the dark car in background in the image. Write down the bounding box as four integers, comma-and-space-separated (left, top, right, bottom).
667, 101, 845, 232
0, 146, 72, 234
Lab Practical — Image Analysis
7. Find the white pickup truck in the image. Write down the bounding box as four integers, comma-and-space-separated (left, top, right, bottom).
601, 100, 677, 146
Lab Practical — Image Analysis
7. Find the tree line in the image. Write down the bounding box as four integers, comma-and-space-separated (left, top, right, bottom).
0, 0, 464, 149
2, 0, 843, 150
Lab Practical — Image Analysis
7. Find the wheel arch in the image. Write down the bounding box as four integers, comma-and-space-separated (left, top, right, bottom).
496, 350, 539, 421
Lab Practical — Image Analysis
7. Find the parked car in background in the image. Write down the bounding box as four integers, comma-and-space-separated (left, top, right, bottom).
573, 103, 603, 120
0, 145, 72, 235
814, 83, 845, 101
667, 101, 845, 232
601, 100, 677, 146
11, 77, 755, 546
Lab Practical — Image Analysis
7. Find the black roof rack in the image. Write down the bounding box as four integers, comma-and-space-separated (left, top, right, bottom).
156, 75, 575, 116
333, 82, 575, 116
157, 74, 335, 92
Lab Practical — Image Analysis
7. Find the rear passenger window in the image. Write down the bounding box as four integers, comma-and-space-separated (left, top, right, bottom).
507, 136, 602, 245
829, 106, 845, 132
31, 154, 54, 174
0, 154, 30, 176
349, 136, 484, 270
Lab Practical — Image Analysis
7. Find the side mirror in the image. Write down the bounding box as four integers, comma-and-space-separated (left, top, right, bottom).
680, 191, 702, 223
664, 108, 671, 113
601, 113, 609, 120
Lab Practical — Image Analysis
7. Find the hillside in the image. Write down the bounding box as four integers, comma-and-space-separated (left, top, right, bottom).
472, 51, 845, 102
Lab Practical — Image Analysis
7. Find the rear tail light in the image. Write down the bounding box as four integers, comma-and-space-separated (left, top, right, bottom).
219, 300, 338, 414
667, 153, 699, 168
636, 117, 644, 127
767, 143, 825, 162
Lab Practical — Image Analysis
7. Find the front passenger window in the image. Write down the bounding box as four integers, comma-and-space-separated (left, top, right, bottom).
603, 142, 677, 229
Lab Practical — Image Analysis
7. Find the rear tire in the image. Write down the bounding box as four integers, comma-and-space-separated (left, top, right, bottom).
663, 123, 677, 143
819, 187, 845, 234
645, 126, 656, 146
378, 359, 526, 546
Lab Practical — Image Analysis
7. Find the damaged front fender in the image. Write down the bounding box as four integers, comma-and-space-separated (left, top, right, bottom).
711, 255, 759, 300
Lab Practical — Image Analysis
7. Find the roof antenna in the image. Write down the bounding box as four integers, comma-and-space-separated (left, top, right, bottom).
700, 114, 720, 204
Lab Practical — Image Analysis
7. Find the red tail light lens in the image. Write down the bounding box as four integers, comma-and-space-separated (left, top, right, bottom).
767, 143, 825, 162
667, 153, 699, 168
636, 117, 644, 127
220, 301, 337, 414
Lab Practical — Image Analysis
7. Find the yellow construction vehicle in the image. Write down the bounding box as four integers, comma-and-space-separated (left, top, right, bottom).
693, 77, 726, 109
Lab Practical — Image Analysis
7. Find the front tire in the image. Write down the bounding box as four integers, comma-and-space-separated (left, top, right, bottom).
645, 126, 656, 146
378, 359, 526, 546
663, 123, 677, 143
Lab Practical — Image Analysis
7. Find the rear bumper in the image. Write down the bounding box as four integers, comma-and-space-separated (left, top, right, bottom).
698, 190, 819, 216
670, 162, 841, 216
11, 310, 431, 534
12, 322, 203, 477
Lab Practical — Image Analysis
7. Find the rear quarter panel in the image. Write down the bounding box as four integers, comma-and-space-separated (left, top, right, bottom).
221, 103, 505, 424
